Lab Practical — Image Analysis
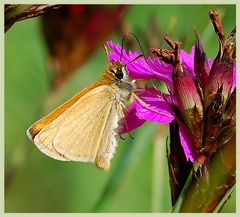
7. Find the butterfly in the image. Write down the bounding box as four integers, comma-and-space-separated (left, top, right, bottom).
27, 44, 144, 170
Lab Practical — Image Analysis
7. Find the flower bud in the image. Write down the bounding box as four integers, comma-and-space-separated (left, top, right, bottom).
173, 61, 203, 149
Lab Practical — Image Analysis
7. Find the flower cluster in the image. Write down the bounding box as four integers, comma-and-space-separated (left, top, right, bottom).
106, 11, 236, 164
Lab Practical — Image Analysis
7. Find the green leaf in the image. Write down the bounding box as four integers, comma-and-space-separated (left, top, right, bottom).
151, 125, 171, 212
171, 169, 193, 213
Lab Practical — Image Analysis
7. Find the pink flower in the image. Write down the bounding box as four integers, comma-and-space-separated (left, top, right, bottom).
106, 24, 236, 164
106, 41, 175, 134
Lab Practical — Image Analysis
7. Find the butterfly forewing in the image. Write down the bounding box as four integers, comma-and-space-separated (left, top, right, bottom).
33, 85, 120, 169
27, 58, 136, 170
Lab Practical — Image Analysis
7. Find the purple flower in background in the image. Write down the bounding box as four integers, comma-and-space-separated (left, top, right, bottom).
106, 13, 235, 165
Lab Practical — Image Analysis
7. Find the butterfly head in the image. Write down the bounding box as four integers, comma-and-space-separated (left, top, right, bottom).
109, 61, 128, 80
107, 61, 135, 92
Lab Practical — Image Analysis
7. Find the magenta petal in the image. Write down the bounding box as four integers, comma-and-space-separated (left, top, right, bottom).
107, 41, 177, 89
127, 57, 154, 80
106, 40, 155, 80
147, 57, 173, 90
232, 61, 236, 92
178, 122, 197, 162
118, 103, 146, 134
135, 101, 174, 123
134, 89, 175, 124
180, 47, 196, 80
208, 59, 213, 69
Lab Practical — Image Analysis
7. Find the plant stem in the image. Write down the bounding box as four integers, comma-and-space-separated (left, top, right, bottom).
179, 133, 235, 212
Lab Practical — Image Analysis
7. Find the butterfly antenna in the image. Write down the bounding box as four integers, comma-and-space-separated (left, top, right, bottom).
125, 54, 143, 65
120, 33, 128, 62
121, 32, 154, 75
128, 33, 146, 57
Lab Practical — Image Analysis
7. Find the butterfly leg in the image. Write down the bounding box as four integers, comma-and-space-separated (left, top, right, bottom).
118, 103, 134, 139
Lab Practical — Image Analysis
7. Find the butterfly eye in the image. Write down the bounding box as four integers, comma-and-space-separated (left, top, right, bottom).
115, 69, 123, 80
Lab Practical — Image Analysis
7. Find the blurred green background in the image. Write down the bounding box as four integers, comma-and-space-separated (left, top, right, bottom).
5, 5, 236, 212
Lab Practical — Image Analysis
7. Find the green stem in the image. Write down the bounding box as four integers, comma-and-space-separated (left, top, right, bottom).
179, 133, 235, 212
